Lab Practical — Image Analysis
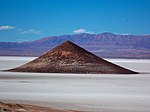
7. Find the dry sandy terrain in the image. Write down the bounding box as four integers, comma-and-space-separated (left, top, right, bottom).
0, 101, 83, 112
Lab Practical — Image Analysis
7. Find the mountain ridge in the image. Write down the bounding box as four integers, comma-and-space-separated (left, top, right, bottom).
0, 32, 150, 59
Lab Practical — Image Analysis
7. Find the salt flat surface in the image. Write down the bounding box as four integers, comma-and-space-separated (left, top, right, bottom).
0, 56, 150, 112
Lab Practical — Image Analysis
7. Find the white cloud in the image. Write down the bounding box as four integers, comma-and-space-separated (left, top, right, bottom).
18, 29, 42, 35
0, 25, 42, 35
121, 33, 130, 35
73, 28, 93, 34
0, 25, 16, 30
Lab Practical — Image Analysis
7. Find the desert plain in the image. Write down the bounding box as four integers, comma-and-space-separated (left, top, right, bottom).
0, 56, 150, 112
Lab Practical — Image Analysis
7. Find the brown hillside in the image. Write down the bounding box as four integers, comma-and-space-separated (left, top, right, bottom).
7, 41, 138, 74
0, 101, 83, 112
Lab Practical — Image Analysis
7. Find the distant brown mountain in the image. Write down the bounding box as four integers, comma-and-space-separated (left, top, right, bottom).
7, 41, 137, 74
0, 32, 150, 58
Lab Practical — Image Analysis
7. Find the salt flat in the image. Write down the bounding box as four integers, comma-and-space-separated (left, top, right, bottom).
0, 56, 150, 112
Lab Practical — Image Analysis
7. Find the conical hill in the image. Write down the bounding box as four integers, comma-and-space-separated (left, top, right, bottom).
7, 41, 138, 74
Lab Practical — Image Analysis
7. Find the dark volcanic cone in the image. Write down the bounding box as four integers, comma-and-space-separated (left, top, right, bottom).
7, 41, 138, 74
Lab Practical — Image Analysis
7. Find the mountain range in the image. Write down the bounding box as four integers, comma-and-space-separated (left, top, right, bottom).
0, 32, 150, 59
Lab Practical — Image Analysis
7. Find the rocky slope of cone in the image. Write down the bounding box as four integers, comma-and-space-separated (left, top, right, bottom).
7, 41, 138, 74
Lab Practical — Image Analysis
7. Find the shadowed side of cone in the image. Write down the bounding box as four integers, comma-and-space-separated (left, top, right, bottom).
6, 41, 138, 74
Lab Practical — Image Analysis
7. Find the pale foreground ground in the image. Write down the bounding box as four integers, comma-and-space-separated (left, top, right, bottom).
0, 56, 150, 112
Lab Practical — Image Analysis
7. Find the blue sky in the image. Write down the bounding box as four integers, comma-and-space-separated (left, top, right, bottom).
0, 0, 150, 42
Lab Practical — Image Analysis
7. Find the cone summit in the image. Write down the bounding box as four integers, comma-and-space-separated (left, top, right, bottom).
7, 41, 138, 74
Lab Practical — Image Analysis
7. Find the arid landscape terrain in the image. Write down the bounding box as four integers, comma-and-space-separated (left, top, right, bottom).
0, 56, 150, 112
0, 101, 84, 112
0, 32, 150, 59
0, 0, 150, 111
7, 41, 137, 74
